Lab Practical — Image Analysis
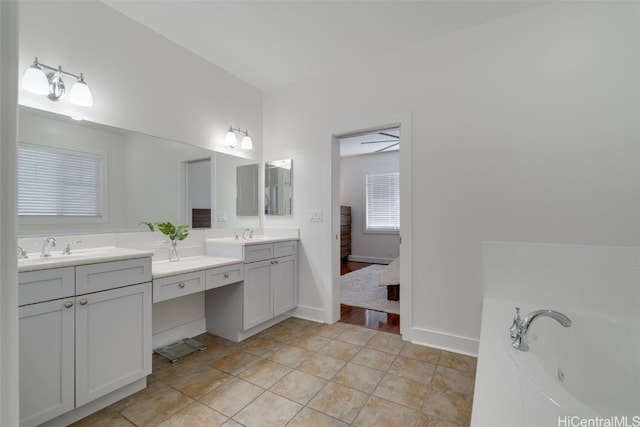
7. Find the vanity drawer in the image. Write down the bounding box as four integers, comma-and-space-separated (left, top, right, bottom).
244, 243, 274, 263
18, 267, 75, 306
153, 271, 205, 303
274, 241, 297, 258
206, 263, 244, 290
76, 257, 152, 295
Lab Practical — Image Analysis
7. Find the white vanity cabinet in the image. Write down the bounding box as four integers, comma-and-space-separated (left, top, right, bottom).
18, 257, 152, 427
206, 239, 297, 340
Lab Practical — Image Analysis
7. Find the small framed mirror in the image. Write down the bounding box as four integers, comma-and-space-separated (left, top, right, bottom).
265, 159, 293, 216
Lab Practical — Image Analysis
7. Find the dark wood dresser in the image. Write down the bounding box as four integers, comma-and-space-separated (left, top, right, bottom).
340, 206, 352, 261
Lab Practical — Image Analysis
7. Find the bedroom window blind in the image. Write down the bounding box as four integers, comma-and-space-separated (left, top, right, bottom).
18, 143, 103, 217
365, 171, 399, 233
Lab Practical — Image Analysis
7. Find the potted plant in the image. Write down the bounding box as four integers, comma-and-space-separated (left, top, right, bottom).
140, 221, 189, 262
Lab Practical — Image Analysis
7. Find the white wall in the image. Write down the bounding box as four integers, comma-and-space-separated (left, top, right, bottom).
263, 2, 640, 353
18, 0, 262, 162
340, 152, 400, 263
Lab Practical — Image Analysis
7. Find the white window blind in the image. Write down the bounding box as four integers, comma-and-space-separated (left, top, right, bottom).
365, 171, 400, 232
18, 143, 103, 217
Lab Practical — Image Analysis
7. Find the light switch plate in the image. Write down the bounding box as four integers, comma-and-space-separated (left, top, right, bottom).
309, 209, 323, 222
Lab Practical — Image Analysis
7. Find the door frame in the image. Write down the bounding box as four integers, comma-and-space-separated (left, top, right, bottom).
330, 113, 413, 339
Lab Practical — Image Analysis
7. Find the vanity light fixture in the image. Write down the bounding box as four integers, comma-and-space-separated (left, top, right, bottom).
225, 125, 253, 150
22, 57, 93, 107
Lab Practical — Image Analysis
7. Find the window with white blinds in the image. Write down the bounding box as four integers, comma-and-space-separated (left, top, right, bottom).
365, 171, 400, 233
18, 143, 103, 217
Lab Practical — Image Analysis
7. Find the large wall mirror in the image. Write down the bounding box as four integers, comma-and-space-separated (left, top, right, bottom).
17, 106, 260, 236
265, 159, 293, 216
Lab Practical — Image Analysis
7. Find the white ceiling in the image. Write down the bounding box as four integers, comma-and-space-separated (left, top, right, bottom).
102, 0, 541, 91
340, 128, 400, 158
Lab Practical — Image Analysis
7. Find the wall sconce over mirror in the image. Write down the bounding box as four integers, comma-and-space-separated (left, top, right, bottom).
22, 57, 93, 107
225, 125, 253, 150
265, 159, 293, 216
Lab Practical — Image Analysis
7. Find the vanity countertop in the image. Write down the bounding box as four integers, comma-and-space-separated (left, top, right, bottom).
18, 247, 153, 273
206, 236, 299, 246
152, 255, 243, 279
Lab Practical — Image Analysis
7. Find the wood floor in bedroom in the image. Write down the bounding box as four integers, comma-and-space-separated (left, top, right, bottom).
339, 261, 400, 335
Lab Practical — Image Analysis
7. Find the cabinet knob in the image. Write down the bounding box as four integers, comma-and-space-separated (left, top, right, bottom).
79, 299, 88, 305
273, 260, 279, 264
179, 283, 186, 288
223, 273, 230, 279
64, 301, 73, 308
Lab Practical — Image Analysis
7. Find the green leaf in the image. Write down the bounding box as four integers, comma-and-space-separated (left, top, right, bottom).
139, 221, 156, 231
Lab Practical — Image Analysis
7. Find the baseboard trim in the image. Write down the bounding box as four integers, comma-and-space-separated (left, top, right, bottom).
292, 304, 326, 323
411, 326, 479, 357
152, 318, 206, 349
348, 255, 392, 264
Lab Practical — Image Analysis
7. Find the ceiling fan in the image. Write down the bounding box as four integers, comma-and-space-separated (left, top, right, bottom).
360, 131, 400, 153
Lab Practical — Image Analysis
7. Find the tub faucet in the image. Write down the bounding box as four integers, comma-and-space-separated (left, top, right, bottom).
511, 307, 572, 351
40, 237, 56, 257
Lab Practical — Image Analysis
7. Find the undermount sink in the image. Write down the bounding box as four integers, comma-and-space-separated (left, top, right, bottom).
17, 247, 153, 272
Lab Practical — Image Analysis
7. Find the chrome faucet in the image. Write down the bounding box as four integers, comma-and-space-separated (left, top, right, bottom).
40, 237, 56, 257
17, 246, 29, 259
62, 240, 82, 255
241, 228, 252, 240
510, 307, 572, 351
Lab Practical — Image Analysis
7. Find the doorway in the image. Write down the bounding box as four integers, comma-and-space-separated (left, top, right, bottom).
331, 115, 412, 339
185, 158, 211, 228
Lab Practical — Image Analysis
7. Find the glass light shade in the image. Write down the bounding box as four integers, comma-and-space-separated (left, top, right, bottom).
225, 130, 237, 148
240, 134, 253, 150
22, 65, 49, 95
70, 80, 93, 106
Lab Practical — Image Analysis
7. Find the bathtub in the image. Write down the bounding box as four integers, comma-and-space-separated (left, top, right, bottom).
471, 298, 640, 427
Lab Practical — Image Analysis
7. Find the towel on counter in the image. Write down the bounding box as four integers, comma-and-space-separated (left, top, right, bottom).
379, 257, 400, 286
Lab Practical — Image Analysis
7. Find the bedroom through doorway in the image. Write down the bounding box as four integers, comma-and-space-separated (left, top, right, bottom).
338, 127, 401, 334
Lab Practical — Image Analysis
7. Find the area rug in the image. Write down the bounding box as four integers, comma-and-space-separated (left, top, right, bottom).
341, 265, 400, 314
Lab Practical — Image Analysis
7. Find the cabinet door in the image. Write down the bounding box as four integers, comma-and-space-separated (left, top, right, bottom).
243, 260, 273, 329
272, 255, 297, 316
19, 299, 75, 427
75, 282, 152, 406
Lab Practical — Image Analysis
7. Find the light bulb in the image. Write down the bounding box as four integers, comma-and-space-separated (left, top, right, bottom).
22, 63, 49, 95
241, 133, 253, 150
225, 127, 237, 148
70, 75, 93, 106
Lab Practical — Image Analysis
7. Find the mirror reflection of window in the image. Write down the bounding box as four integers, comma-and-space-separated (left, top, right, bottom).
265, 159, 293, 216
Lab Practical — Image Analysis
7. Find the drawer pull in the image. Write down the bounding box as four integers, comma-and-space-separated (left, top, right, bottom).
179, 283, 186, 289
273, 260, 279, 264
79, 299, 88, 305
64, 301, 73, 309
223, 273, 230, 279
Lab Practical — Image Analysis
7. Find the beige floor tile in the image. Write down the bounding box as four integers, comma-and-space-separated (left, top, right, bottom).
352, 396, 420, 427
336, 328, 375, 346
156, 401, 228, 427
431, 366, 475, 394
270, 369, 327, 404
415, 413, 464, 427
241, 336, 284, 357
233, 391, 302, 426
200, 377, 264, 417
287, 407, 348, 427
313, 323, 350, 339
221, 419, 246, 427
110, 376, 168, 412
166, 365, 231, 399
400, 343, 441, 364
187, 342, 237, 364
438, 351, 477, 374
333, 362, 385, 394
318, 339, 362, 361
366, 332, 406, 355
210, 350, 261, 375
238, 359, 292, 388
290, 333, 331, 351
351, 347, 397, 372
267, 344, 314, 368
119, 385, 193, 426
260, 324, 306, 343
389, 356, 436, 384
71, 406, 134, 427
373, 373, 430, 410
308, 381, 369, 423
154, 358, 209, 384
422, 388, 473, 425
282, 317, 322, 331
297, 354, 346, 380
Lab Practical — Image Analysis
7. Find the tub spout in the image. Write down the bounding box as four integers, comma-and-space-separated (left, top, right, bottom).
511, 309, 572, 351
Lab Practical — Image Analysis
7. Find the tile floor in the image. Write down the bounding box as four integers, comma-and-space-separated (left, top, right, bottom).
72, 318, 477, 427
